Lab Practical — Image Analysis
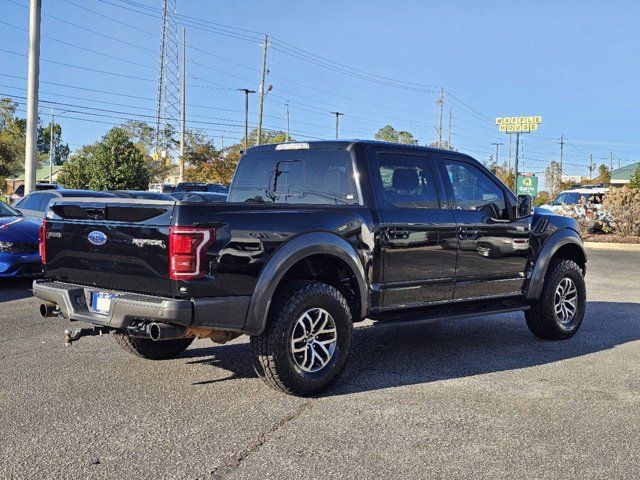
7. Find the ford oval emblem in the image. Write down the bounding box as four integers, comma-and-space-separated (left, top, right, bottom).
87, 230, 107, 246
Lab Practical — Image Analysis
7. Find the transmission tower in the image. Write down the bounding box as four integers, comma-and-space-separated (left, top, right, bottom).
154, 0, 180, 161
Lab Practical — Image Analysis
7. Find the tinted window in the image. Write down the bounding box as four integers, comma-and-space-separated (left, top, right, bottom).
228, 150, 359, 205
37, 193, 56, 211
14, 185, 24, 195
552, 193, 568, 205
20, 193, 44, 211
36, 184, 57, 191
444, 160, 507, 219
376, 153, 439, 209
206, 184, 229, 193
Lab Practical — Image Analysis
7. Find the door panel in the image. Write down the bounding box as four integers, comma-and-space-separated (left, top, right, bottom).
441, 158, 530, 300
372, 150, 458, 309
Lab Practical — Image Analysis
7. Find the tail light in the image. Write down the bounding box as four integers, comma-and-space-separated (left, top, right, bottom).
169, 227, 215, 280
39, 219, 47, 264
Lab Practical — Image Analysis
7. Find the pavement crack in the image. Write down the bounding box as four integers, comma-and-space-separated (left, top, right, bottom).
210, 400, 312, 479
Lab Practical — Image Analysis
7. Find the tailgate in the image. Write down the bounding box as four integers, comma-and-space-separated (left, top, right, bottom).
44, 198, 176, 297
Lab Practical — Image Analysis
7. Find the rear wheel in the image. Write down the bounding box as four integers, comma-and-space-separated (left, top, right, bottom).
114, 335, 193, 360
251, 281, 352, 396
526, 259, 586, 340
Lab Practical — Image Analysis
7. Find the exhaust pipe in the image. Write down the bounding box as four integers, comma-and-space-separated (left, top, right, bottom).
148, 322, 189, 342
39, 302, 59, 318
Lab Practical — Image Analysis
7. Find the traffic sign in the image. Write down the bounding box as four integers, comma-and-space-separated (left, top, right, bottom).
516, 174, 538, 197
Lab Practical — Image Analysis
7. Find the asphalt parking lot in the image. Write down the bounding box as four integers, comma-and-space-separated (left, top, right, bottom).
1, 247, 639, 479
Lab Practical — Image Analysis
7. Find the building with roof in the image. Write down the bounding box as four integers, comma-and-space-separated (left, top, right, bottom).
5, 165, 61, 194
610, 162, 640, 187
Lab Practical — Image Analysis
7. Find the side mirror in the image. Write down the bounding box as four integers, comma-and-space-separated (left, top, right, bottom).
517, 194, 532, 218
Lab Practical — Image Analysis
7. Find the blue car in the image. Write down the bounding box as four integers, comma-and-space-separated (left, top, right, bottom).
0, 201, 42, 277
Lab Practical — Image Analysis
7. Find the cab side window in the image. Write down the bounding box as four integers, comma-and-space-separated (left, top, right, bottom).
376, 153, 439, 209
444, 159, 508, 219
20, 193, 43, 211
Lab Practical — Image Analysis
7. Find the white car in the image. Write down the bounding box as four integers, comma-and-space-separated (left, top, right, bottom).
539, 187, 608, 213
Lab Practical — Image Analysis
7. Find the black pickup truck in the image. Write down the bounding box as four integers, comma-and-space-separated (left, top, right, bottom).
34, 141, 587, 396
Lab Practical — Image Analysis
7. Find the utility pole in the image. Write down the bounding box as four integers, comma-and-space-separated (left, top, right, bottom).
436, 87, 444, 148
589, 154, 595, 179
256, 34, 268, 145
179, 28, 186, 183
24, 0, 41, 195
447, 108, 452, 149
558, 135, 565, 173
491, 142, 503, 171
49, 108, 54, 183
508, 135, 512, 173
609, 151, 613, 174
285, 100, 290, 142
513, 132, 520, 191
331, 112, 344, 139
238, 89, 255, 151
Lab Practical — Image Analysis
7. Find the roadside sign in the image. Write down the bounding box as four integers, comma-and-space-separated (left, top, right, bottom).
496, 115, 542, 134
516, 174, 538, 197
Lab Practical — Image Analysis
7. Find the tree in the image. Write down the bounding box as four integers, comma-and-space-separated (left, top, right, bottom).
55, 145, 92, 189
545, 160, 563, 196
375, 125, 418, 145
182, 130, 236, 185
630, 164, 640, 189
246, 128, 288, 148
122, 120, 174, 183
58, 127, 150, 190
38, 122, 70, 165
0, 98, 26, 177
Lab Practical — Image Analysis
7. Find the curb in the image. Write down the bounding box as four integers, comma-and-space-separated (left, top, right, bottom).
584, 242, 640, 251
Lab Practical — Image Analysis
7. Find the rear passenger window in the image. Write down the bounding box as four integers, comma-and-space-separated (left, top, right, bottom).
229, 150, 359, 205
20, 193, 43, 211
376, 153, 439, 209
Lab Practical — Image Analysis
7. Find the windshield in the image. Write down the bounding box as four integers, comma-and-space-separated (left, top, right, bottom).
0, 201, 20, 217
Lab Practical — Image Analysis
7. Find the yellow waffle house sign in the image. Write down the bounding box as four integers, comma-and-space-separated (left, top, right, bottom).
496, 116, 542, 133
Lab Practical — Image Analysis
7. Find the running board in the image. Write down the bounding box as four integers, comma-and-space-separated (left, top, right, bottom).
370, 299, 530, 328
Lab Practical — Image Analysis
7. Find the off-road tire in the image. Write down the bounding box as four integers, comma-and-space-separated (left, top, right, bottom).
114, 335, 194, 360
251, 281, 353, 396
526, 259, 586, 340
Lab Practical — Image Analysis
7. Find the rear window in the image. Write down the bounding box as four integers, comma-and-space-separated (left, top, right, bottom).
228, 150, 359, 205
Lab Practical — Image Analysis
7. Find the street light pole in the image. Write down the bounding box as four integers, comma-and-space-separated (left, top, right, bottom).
238, 89, 255, 151
491, 142, 503, 172
330, 112, 344, 139
49, 108, 54, 183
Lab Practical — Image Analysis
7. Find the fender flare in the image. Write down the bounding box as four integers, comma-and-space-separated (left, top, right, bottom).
525, 228, 587, 300
243, 232, 368, 335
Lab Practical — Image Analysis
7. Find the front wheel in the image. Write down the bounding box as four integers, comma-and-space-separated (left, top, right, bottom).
526, 259, 586, 340
251, 281, 353, 396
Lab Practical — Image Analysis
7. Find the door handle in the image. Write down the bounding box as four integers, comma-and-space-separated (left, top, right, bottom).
458, 227, 479, 240
388, 229, 410, 240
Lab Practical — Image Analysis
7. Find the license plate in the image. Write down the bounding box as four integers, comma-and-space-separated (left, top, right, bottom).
91, 292, 116, 315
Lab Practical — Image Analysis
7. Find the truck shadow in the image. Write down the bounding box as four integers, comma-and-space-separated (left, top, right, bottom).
184, 301, 640, 395
0, 278, 34, 302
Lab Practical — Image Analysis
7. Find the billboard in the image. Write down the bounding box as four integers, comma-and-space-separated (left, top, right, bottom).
496, 116, 542, 133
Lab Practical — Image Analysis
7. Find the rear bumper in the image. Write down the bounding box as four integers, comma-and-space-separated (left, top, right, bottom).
32, 280, 249, 331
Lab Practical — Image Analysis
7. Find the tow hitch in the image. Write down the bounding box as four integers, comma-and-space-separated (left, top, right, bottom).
63, 327, 113, 347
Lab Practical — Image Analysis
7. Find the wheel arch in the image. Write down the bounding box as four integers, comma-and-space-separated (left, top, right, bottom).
243, 232, 368, 335
525, 228, 587, 301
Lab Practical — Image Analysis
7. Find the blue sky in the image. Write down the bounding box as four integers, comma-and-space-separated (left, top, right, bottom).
1, 0, 639, 180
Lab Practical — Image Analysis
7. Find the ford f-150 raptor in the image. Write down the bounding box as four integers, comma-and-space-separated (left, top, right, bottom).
33, 141, 587, 396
